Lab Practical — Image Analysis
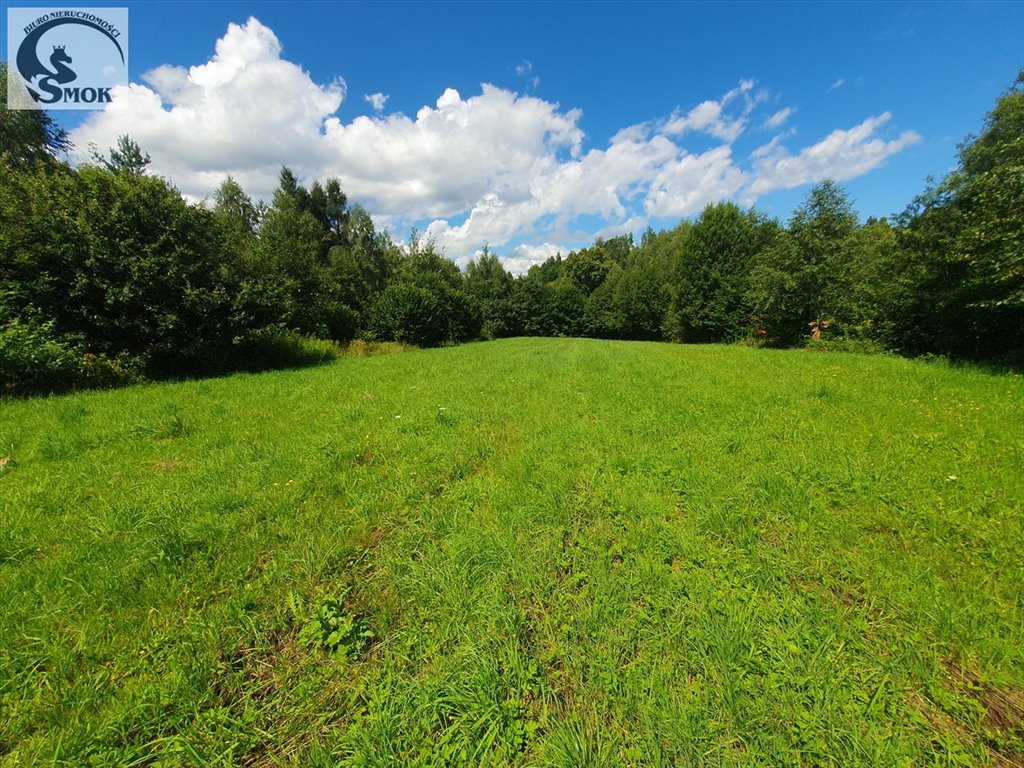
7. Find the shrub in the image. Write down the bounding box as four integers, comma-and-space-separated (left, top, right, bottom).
76, 351, 145, 389
0, 318, 143, 395
367, 283, 443, 346
0, 318, 79, 393
231, 328, 341, 371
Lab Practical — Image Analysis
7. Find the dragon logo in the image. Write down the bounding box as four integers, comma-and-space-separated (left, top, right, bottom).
9, 9, 127, 108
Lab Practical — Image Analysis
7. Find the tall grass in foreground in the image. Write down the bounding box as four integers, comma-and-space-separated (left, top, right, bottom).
1, 338, 1021, 766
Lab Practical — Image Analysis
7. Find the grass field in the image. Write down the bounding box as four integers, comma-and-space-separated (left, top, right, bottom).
1, 338, 1022, 767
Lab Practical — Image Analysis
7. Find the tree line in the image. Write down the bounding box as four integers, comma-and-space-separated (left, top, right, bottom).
1, 69, 1021, 394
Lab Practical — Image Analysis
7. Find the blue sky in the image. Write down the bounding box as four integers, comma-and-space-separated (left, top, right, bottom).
4, 0, 1022, 270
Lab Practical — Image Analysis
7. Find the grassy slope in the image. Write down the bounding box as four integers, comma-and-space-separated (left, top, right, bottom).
1, 338, 1022, 767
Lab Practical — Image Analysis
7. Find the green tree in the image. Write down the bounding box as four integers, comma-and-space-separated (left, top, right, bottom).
464, 247, 513, 302
307, 178, 348, 239
252, 182, 329, 336
523, 277, 585, 337
828, 218, 907, 345
398, 233, 464, 291
369, 235, 481, 345
583, 264, 625, 338
564, 243, 616, 295
527, 254, 564, 284
89, 134, 151, 176
241, 167, 365, 341
0, 63, 70, 168
368, 282, 442, 346
213, 176, 258, 249
672, 202, 773, 343
0, 161, 234, 373
746, 228, 804, 345
747, 181, 857, 345
464, 247, 513, 338
615, 258, 671, 340
273, 166, 309, 212
789, 179, 859, 332
326, 205, 397, 317
498, 271, 583, 338
894, 71, 1024, 359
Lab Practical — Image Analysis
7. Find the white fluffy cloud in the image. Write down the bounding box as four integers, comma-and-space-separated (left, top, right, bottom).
747, 113, 921, 197
499, 243, 566, 275
364, 92, 388, 112
70, 18, 921, 265
320, 84, 584, 219
73, 18, 344, 200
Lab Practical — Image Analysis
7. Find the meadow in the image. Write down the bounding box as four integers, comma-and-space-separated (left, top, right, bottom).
1, 338, 1022, 767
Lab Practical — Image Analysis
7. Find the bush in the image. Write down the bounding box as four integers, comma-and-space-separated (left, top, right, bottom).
323, 302, 361, 343
0, 318, 143, 395
231, 328, 341, 371
76, 351, 145, 389
0, 164, 238, 369
0, 318, 78, 393
367, 283, 443, 346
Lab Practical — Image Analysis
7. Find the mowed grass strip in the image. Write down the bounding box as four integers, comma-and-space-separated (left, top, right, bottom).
1, 338, 1022, 767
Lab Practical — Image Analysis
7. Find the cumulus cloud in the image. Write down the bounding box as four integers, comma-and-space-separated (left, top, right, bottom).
500, 243, 565, 275
645, 146, 748, 218
72, 18, 344, 201
320, 84, 584, 219
70, 18, 920, 265
828, 78, 845, 92
747, 113, 921, 197
659, 79, 759, 143
364, 92, 388, 112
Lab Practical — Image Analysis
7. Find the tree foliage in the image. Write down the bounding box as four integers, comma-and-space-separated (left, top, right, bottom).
671, 202, 772, 343
894, 71, 1024, 359
90, 135, 151, 176
0, 160, 234, 379
3, 71, 1022, 393
0, 63, 71, 169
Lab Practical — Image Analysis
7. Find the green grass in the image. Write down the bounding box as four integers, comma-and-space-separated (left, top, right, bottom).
1, 338, 1022, 767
